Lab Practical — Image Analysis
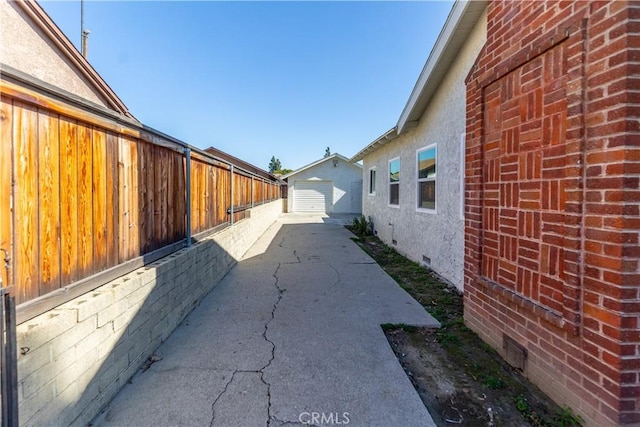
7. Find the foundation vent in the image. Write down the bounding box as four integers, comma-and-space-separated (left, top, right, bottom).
503, 334, 527, 371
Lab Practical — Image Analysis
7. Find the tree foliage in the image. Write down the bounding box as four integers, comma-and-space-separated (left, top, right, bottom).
324, 147, 331, 158
268, 156, 282, 173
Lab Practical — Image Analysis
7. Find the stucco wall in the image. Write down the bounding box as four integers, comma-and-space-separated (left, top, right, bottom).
16, 201, 282, 426
0, 0, 109, 107
362, 11, 486, 290
287, 157, 363, 214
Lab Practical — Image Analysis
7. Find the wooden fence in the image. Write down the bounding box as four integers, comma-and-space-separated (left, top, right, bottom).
0, 81, 280, 317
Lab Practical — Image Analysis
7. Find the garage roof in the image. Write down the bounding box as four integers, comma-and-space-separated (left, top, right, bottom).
281, 153, 362, 180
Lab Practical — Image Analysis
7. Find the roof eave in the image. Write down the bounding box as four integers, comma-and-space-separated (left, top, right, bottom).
17, 0, 137, 120
350, 127, 398, 162
282, 153, 360, 180
396, 0, 486, 134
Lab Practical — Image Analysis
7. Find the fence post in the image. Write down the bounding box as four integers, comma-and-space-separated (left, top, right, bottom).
0, 278, 18, 427
185, 147, 192, 247
230, 165, 234, 225
251, 176, 254, 208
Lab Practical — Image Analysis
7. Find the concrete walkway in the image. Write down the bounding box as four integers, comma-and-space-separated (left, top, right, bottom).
95, 214, 439, 426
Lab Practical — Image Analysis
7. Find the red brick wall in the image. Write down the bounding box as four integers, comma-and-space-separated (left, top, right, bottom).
464, 1, 640, 425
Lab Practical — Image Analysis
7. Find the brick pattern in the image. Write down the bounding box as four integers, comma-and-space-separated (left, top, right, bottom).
481, 44, 570, 316
465, 1, 640, 426
15, 201, 282, 426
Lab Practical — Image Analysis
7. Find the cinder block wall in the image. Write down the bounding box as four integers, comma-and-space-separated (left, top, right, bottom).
465, 2, 640, 426
16, 201, 282, 426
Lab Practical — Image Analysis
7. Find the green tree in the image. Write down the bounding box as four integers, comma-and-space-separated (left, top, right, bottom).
268, 156, 282, 173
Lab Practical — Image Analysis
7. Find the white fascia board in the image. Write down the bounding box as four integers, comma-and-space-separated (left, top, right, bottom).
350, 127, 398, 162
397, 1, 472, 134
281, 153, 359, 180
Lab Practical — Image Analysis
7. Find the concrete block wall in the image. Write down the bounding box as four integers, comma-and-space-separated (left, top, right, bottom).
16, 200, 282, 426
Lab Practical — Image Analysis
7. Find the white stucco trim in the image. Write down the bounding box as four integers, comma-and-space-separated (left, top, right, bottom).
388, 157, 400, 208
415, 144, 437, 215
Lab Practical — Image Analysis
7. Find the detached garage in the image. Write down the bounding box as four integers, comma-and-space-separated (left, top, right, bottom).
283, 154, 363, 214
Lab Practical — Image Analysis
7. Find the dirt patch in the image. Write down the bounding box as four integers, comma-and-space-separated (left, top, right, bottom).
349, 232, 583, 427
386, 327, 526, 426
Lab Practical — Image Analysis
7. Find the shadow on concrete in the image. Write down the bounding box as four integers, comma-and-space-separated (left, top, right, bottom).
89, 217, 439, 426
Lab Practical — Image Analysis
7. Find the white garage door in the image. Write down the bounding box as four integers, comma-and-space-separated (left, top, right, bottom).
293, 181, 333, 213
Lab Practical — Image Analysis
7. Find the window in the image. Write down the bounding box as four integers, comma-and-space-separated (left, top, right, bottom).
417, 145, 436, 211
389, 158, 400, 206
369, 167, 376, 195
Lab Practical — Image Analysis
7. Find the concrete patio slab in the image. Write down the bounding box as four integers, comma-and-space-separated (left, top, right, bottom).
95, 214, 439, 427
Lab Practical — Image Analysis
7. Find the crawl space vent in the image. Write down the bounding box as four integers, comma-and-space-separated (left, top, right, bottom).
503, 334, 527, 371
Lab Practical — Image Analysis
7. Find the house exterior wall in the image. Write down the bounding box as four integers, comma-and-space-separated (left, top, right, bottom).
0, 0, 109, 107
16, 201, 282, 426
465, 2, 640, 426
287, 157, 363, 214
362, 11, 486, 290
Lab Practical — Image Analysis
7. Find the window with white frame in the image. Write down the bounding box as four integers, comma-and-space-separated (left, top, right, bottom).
417, 145, 436, 211
389, 158, 400, 206
369, 167, 376, 195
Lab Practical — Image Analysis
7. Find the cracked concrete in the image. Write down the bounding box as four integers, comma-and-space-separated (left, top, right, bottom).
210, 371, 269, 426
95, 214, 439, 427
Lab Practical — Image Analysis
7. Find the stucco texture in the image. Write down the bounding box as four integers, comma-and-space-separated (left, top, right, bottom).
362, 12, 486, 290
287, 156, 363, 214
0, 0, 109, 107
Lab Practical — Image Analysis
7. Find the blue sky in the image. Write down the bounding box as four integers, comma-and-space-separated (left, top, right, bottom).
40, 1, 453, 171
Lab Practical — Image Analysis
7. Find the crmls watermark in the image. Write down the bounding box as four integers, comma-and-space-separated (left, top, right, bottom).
298, 411, 350, 425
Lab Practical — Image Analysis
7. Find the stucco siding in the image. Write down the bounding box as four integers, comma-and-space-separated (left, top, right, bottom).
287, 157, 362, 214
0, 0, 109, 107
362, 11, 486, 290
